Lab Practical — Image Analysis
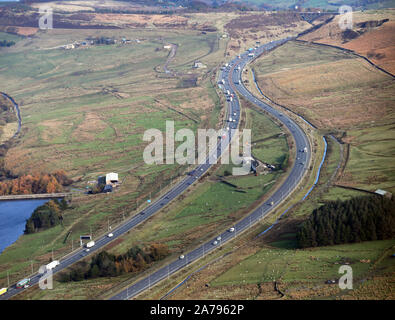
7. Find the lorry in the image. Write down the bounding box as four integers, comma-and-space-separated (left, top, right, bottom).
304, 147, 308, 153
86, 240, 95, 248
46, 260, 60, 271
0, 288, 7, 296
16, 278, 30, 289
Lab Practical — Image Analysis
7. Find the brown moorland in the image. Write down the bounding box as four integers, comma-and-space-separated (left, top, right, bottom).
300, 10, 395, 74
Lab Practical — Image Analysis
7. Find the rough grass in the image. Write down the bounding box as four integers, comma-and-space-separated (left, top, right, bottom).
253, 40, 395, 194
211, 240, 395, 288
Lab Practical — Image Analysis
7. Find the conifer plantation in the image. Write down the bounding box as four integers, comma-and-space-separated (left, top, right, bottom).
297, 196, 395, 248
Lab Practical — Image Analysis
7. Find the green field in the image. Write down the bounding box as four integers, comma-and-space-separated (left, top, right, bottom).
344, 124, 395, 193
211, 239, 395, 287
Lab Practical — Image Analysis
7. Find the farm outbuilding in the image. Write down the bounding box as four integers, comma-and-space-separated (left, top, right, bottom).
375, 189, 392, 199
98, 172, 119, 186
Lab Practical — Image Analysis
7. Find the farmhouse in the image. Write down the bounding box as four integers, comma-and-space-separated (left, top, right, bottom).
98, 172, 119, 186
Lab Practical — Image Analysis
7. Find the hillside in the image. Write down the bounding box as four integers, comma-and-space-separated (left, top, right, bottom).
300, 9, 395, 74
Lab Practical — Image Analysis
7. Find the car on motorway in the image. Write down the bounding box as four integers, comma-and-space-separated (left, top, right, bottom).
213, 240, 218, 245
85, 240, 95, 248
216, 236, 221, 241
179, 255, 185, 260
229, 227, 235, 232
107, 233, 113, 238
85, 248, 90, 252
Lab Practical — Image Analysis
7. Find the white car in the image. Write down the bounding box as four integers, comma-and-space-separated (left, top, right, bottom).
179, 255, 185, 260
216, 236, 222, 241
229, 227, 235, 233
213, 241, 218, 245
107, 233, 113, 238
85, 248, 90, 252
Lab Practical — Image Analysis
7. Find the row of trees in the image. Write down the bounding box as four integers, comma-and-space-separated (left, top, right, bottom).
0, 40, 15, 48
0, 170, 72, 195
24, 199, 68, 234
58, 243, 169, 282
297, 195, 395, 248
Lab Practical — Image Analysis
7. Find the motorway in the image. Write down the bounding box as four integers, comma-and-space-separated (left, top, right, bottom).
1, 37, 311, 301
109, 38, 311, 300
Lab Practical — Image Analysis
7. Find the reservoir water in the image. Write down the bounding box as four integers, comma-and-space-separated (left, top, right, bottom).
0, 199, 48, 254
